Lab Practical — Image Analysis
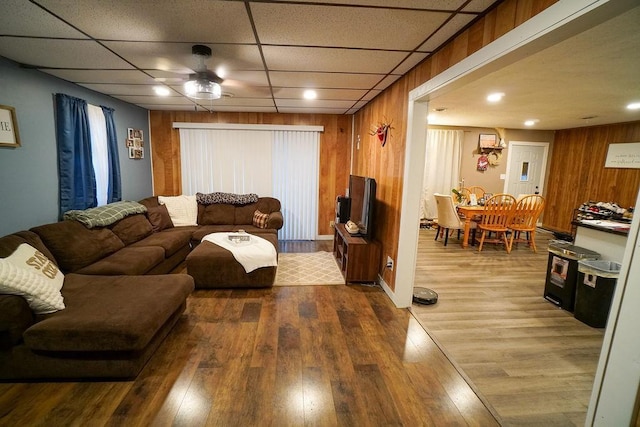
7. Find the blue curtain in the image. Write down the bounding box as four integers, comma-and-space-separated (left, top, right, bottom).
101, 106, 122, 203
55, 93, 96, 216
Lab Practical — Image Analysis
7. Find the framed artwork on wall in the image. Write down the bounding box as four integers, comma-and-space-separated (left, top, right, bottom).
0, 105, 21, 148
479, 133, 497, 149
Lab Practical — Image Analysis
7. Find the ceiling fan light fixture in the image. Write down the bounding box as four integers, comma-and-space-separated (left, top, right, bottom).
184, 78, 222, 100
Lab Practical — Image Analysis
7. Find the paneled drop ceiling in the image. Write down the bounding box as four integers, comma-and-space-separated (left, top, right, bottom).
0, 0, 501, 114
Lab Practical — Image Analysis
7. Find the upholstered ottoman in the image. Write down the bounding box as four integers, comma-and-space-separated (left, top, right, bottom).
186, 233, 278, 288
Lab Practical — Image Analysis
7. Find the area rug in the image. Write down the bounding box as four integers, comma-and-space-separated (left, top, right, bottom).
274, 251, 345, 286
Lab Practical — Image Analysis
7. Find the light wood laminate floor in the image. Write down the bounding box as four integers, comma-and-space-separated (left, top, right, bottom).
411, 227, 605, 426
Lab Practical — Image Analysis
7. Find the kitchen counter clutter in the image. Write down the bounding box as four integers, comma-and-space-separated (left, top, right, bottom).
571, 201, 632, 263
572, 201, 633, 235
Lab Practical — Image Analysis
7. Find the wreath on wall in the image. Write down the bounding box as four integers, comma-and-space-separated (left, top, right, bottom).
488, 150, 502, 166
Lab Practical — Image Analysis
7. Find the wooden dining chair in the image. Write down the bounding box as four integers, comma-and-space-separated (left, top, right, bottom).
434, 193, 476, 246
466, 186, 486, 200
476, 193, 516, 253
508, 195, 546, 252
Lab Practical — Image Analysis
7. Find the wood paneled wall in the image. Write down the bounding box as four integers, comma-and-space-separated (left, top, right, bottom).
543, 121, 640, 232
353, 0, 559, 290
148, 111, 351, 236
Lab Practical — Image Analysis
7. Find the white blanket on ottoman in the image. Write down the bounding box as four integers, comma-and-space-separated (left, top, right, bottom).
201, 233, 278, 273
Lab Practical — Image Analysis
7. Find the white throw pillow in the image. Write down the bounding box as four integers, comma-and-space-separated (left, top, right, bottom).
0, 245, 66, 314
158, 195, 198, 226
4, 243, 64, 291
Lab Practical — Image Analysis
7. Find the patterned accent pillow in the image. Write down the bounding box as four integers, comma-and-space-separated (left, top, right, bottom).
253, 210, 270, 229
0, 244, 65, 314
197, 192, 259, 206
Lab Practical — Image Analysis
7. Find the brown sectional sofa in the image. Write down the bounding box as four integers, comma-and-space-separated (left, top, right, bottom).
0, 195, 283, 380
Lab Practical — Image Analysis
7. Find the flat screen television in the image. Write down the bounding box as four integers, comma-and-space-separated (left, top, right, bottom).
348, 175, 376, 238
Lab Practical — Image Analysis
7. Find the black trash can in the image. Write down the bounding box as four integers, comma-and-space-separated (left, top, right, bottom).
543, 241, 600, 311
574, 260, 621, 328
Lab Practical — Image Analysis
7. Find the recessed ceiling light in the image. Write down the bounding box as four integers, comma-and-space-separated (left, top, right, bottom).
303, 89, 317, 100
524, 119, 539, 126
153, 86, 170, 96
627, 102, 640, 110
487, 92, 504, 102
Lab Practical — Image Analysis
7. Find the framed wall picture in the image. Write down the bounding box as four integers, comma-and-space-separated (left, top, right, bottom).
0, 105, 21, 148
479, 133, 497, 149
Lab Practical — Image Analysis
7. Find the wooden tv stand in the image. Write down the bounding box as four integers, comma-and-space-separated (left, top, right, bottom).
333, 223, 381, 283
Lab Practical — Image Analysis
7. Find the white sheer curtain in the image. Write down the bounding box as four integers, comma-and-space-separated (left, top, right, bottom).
421, 129, 463, 220
272, 130, 319, 240
86, 104, 109, 206
180, 129, 272, 196
179, 127, 320, 240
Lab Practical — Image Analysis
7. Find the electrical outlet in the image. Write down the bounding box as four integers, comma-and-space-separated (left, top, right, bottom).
386, 256, 394, 270
330, 220, 335, 228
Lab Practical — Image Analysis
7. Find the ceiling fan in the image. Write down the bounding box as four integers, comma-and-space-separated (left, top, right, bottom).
183, 44, 224, 100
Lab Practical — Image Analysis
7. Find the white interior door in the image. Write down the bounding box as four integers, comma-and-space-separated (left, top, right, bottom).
503, 141, 549, 196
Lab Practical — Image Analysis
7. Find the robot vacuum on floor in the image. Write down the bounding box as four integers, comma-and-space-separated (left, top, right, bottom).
413, 287, 438, 305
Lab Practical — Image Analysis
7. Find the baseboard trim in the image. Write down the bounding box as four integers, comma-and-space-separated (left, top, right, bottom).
316, 234, 333, 241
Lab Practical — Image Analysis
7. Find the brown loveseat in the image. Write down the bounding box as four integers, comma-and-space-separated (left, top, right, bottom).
0, 194, 283, 380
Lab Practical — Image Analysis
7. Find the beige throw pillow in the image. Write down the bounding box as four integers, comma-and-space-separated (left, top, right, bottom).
0, 244, 65, 314
158, 195, 198, 226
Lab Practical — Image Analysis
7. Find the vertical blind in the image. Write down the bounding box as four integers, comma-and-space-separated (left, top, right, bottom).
179, 127, 320, 240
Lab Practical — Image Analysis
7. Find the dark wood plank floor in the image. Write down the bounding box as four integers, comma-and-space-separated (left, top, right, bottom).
0, 278, 497, 425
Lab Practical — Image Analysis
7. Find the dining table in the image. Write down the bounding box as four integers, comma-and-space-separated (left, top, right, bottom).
456, 205, 485, 248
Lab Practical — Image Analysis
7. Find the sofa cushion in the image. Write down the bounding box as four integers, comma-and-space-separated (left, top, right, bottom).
75, 246, 165, 275
235, 197, 282, 225
199, 203, 236, 225
23, 273, 194, 352
0, 295, 34, 349
109, 214, 153, 245
130, 228, 193, 257
146, 205, 174, 232
31, 221, 124, 273
0, 231, 57, 265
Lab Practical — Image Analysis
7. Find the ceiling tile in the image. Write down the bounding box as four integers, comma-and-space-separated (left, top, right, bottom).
394, 53, 430, 75
374, 74, 402, 91
273, 88, 368, 101
251, 3, 450, 50
0, 38, 133, 69
205, 106, 278, 113
263, 46, 407, 74
43, 69, 157, 85
104, 42, 264, 73
463, 0, 501, 13
275, 1, 467, 10
419, 13, 476, 51
79, 83, 160, 97
275, 99, 356, 109
36, 0, 255, 43
0, 0, 88, 38
277, 107, 350, 114
113, 95, 195, 105
269, 72, 385, 90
